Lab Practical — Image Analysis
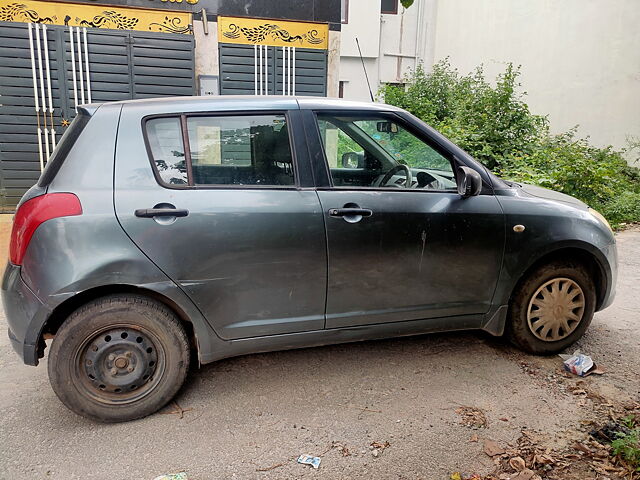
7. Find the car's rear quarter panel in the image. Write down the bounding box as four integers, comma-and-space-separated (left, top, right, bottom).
17, 103, 220, 364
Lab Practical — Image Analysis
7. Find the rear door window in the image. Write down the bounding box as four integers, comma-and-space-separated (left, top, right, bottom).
145, 114, 295, 187
187, 115, 294, 186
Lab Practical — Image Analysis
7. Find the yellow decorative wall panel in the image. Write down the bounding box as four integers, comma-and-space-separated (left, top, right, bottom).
0, 0, 193, 34
218, 16, 328, 50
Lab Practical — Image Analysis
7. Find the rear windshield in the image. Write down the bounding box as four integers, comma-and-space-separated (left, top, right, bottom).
38, 108, 91, 186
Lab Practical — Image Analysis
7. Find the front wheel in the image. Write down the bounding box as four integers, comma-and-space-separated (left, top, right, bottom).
48, 295, 190, 423
506, 261, 596, 354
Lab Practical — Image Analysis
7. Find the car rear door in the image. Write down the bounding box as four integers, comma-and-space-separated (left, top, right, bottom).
304, 108, 505, 329
114, 103, 327, 340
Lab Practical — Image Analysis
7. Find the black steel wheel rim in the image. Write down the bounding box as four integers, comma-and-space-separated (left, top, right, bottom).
73, 324, 166, 405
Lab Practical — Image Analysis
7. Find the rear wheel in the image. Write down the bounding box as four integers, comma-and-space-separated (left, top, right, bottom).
506, 261, 596, 354
48, 295, 190, 422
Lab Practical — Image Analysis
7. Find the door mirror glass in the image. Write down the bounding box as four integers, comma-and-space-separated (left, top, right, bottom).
342, 152, 364, 168
457, 166, 482, 198
376, 121, 398, 134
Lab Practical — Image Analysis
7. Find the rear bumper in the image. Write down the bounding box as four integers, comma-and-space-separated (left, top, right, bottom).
2, 263, 49, 366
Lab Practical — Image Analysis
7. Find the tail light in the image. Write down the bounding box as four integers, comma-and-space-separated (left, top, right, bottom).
9, 193, 82, 265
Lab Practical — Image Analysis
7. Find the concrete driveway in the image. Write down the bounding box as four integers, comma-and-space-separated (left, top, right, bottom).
1, 231, 639, 480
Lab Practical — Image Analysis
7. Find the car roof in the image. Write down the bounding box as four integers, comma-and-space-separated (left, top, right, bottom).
83, 95, 402, 114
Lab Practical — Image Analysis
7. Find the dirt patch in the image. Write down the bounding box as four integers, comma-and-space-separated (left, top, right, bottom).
457, 406, 489, 429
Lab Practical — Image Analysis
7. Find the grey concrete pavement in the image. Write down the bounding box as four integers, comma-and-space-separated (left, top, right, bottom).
1, 231, 639, 480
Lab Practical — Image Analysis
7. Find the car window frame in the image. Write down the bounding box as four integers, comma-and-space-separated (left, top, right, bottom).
142, 110, 300, 191
313, 110, 459, 193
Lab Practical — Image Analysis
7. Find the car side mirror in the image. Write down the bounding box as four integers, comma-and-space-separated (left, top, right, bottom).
342, 152, 364, 168
456, 166, 482, 198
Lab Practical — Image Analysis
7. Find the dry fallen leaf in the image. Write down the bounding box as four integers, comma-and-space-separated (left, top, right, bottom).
532, 453, 554, 465
509, 456, 526, 471
511, 470, 535, 480
484, 439, 505, 457
573, 442, 592, 455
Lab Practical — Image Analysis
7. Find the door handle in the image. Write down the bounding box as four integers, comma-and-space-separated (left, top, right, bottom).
329, 208, 373, 217
134, 208, 189, 218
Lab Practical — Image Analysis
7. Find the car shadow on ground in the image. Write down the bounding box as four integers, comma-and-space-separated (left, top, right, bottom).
178, 329, 518, 405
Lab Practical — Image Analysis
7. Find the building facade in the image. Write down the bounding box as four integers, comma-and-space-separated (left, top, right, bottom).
0, 0, 341, 211
338, 0, 433, 102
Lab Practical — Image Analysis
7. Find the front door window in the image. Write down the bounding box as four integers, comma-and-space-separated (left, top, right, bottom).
317, 114, 456, 190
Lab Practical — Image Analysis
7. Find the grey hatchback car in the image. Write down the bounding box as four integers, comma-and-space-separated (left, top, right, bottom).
3, 96, 617, 422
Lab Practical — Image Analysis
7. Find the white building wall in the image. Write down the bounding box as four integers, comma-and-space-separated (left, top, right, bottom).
339, 0, 640, 156
431, 0, 640, 154
434, 0, 640, 154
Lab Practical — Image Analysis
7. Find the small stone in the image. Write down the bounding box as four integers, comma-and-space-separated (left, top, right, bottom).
371, 449, 379, 458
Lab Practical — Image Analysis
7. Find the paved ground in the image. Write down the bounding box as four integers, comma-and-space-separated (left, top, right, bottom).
1, 231, 638, 480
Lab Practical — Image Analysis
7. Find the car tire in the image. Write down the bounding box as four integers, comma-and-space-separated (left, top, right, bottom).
506, 260, 596, 355
48, 294, 190, 423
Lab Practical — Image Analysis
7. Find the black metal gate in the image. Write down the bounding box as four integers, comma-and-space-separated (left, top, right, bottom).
219, 43, 327, 96
0, 21, 195, 211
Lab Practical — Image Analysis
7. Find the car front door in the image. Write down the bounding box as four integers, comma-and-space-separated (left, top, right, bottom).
114, 107, 327, 340
308, 110, 505, 329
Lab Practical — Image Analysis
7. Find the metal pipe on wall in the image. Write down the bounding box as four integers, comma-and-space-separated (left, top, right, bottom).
292, 47, 296, 96
28, 23, 44, 171
69, 26, 78, 111
258, 43, 263, 95
34, 24, 50, 161
254, 45, 258, 95
281, 47, 285, 95
42, 25, 56, 151
263, 45, 268, 95
287, 46, 291, 95
83, 28, 92, 104
76, 26, 85, 105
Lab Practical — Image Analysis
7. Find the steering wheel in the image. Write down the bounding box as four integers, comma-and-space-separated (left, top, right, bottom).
379, 164, 413, 188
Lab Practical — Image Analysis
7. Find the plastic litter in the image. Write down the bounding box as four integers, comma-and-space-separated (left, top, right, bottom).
559, 350, 600, 376
297, 454, 321, 469
152, 473, 188, 480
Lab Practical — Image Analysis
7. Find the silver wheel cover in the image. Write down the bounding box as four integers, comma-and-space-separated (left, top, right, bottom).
527, 277, 585, 342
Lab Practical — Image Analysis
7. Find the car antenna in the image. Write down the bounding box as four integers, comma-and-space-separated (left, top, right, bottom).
356, 37, 374, 102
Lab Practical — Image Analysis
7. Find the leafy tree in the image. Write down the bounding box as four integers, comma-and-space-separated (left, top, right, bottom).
379, 60, 640, 228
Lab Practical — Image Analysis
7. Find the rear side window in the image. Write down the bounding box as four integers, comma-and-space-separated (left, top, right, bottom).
145, 114, 295, 187
146, 117, 187, 185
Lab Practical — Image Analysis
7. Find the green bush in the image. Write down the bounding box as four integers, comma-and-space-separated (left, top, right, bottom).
611, 416, 640, 472
379, 60, 640, 228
